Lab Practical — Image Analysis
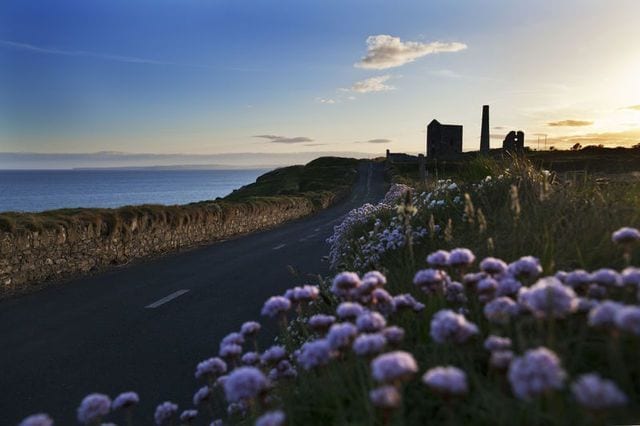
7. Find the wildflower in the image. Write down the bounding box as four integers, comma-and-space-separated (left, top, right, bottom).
285, 285, 319, 303
591, 268, 622, 287
484, 335, 512, 352
336, 302, 365, 320
622, 267, 640, 286
195, 357, 227, 380
518, 277, 578, 319
508, 347, 566, 400
614, 305, 640, 335
393, 294, 425, 312
356, 311, 387, 333
154, 401, 179, 426
210, 420, 223, 426
219, 343, 242, 359
255, 410, 286, 426
484, 297, 519, 325
112, 391, 139, 410
430, 309, 479, 344
19, 414, 53, 426
490, 350, 514, 370
371, 351, 418, 383
261, 345, 287, 365
587, 284, 607, 299
480, 257, 508, 275
571, 373, 628, 410
448, 248, 476, 267
427, 250, 450, 267
612, 227, 640, 244
77, 393, 111, 425
588, 301, 623, 328
576, 297, 598, 312
221, 332, 244, 348
240, 321, 261, 337
363, 271, 387, 287
463, 272, 486, 286
422, 366, 468, 396
297, 339, 334, 370
223, 367, 269, 403
496, 276, 522, 297
261, 296, 291, 318
308, 314, 336, 333
444, 281, 467, 303
353, 333, 387, 357
369, 385, 402, 409
477, 277, 498, 302
508, 256, 542, 279
564, 270, 592, 289
331, 271, 361, 299
413, 269, 446, 294
180, 410, 198, 423
370, 288, 395, 315
226, 401, 248, 417
328, 322, 358, 349
268, 359, 297, 381
382, 326, 405, 345
193, 386, 211, 406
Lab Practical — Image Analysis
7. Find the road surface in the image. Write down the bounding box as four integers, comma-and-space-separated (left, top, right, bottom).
0, 161, 386, 424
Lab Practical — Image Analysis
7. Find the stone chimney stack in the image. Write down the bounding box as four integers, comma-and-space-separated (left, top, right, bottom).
480, 105, 490, 153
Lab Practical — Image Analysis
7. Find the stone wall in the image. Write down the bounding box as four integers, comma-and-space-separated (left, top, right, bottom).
0, 195, 337, 293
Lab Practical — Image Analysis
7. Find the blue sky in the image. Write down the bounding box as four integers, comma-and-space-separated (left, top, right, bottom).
1, 0, 639, 162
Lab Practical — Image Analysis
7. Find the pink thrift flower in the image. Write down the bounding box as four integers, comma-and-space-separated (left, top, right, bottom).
77, 393, 111, 425
223, 367, 269, 403
369, 385, 402, 409
112, 391, 139, 410
571, 373, 628, 410
430, 309, 479, 344
508, 347, 566, 400
19, 414, 53, 426
422, 366, 468, 396
154, 401, 178, 426
371, 351, 418, 383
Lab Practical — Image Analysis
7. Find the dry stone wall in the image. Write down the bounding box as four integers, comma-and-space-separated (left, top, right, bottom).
0, 195, 336, 292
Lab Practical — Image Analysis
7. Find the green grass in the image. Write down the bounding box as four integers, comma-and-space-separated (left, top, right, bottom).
0, 157, 360, 235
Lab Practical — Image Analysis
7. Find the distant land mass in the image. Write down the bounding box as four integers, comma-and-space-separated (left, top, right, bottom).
0, 151, 382, 170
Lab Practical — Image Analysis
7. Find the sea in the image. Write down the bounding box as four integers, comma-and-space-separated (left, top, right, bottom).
0, 169, 270, 213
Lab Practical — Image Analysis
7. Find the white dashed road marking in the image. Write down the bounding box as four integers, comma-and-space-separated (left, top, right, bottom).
145, 289, 190, 309
273, 244, 286, 250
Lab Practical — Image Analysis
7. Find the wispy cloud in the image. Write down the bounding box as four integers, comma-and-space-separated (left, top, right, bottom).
344, 75, 395, 93
547, 119, 594, 127
355, 35, 467, 70
0, 39, 254, 71
624, 105, 640, 111
357, 138, 392, 144
253, 135, 314, 144
0, 39, 178, 66
548, 128, 640, 148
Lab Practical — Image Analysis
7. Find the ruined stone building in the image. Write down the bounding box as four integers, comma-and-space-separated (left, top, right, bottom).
502, 130, 525, 152
426, 119, 463, 159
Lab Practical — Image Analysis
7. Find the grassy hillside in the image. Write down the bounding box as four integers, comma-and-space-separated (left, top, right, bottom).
0, 157, 360, 234
389, 147, 640, 184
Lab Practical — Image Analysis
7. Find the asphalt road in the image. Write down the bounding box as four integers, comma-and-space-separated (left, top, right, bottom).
0, 161, 386, 425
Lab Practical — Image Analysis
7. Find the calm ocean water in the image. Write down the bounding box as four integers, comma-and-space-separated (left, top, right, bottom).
0, 169, 270, 212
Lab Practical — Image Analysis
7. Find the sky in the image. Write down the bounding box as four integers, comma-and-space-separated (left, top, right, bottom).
1, 0, 639, 166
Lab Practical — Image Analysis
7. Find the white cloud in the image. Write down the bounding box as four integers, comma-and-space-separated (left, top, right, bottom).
355, 35, 467, 70
253, 134, 314, 144
345, 75, 395, 93
316, 98, 337, 104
